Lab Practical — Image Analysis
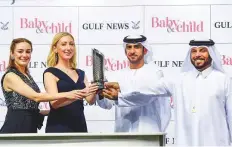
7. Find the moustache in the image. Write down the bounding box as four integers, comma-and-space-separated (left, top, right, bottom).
129, 53, 137, 56
194, 58, 205, 61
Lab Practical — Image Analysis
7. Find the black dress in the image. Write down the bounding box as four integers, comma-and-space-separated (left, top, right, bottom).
0, 67, 43, 133
43, 67, 87, 133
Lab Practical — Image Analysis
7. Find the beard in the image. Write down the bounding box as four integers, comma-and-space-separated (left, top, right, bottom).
191, 56, 212, 70
127, 54, 144, 64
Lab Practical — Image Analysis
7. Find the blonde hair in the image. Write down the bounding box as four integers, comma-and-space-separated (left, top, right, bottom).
7, 38, 33, 73
47, 32, 77, 68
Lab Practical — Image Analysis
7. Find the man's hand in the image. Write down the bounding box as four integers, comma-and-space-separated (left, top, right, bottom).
104, 82, 120, 92
99, 88, 119, 100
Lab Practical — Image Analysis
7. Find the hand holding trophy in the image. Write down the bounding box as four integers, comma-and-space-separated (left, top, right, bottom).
92, 48, 120, 100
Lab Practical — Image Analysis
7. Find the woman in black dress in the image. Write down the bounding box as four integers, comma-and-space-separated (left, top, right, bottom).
44, 32, 98, 132
0, 38, 85, 133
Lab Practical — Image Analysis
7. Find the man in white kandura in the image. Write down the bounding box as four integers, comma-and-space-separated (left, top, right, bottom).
97, 35, 171, 133
171, 40, 232, 146
102, 39, 232, 146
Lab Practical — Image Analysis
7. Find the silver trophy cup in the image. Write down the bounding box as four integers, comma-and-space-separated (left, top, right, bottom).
92, 48, 105, 91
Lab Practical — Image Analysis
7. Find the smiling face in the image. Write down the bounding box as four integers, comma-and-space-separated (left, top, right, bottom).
54, 35, 75, 62
125, 43, 146, 64
190, 46, 212, 71
11, 42, 32, 68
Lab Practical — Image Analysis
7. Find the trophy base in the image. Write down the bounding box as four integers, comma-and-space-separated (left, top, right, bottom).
98, 94, 104, 100
95, 82, 104, 100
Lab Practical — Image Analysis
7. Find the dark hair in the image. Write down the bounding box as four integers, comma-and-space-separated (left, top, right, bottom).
7, 38, 33, 73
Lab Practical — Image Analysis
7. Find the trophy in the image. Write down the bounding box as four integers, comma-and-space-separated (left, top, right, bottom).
92, 49, 105, 100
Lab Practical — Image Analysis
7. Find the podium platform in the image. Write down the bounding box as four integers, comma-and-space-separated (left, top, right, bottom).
0, 132, 166, 146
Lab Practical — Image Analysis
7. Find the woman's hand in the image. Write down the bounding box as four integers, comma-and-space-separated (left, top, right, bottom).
85, 83, 99, 97
65, 89, 88, 99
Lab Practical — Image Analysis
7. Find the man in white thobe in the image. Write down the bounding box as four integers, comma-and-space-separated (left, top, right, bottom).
103, 39, 232, 146
97, 35, 171, 132
171, 40, 232, 146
